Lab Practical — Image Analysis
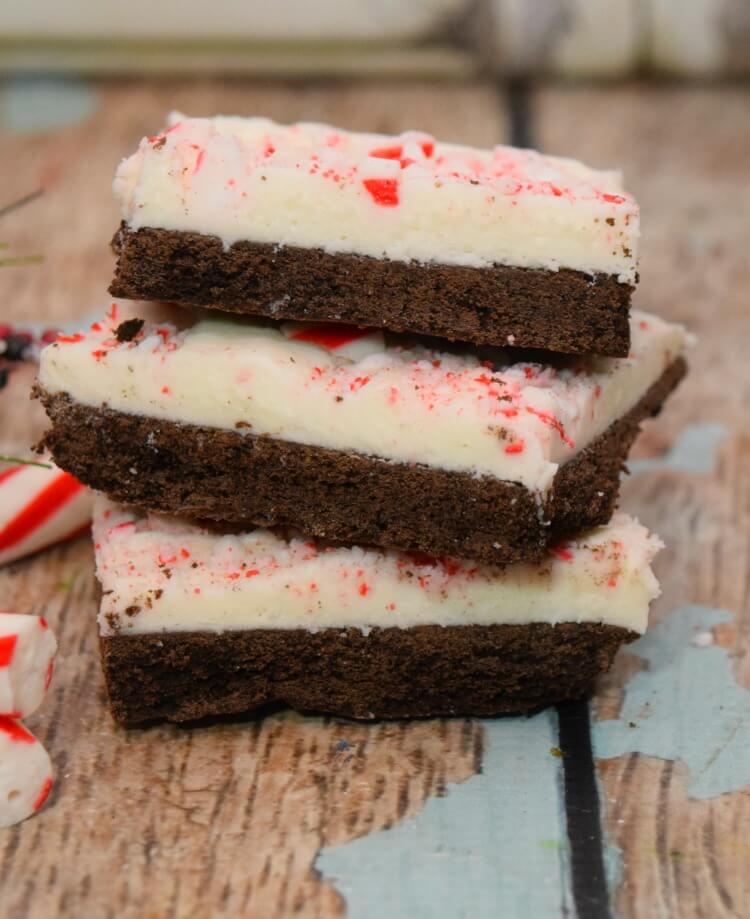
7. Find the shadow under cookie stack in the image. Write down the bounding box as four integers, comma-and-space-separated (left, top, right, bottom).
35, 115, 687, 725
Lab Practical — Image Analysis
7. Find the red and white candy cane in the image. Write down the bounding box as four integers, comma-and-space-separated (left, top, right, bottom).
0, 717, 54, 828
0, 613, 57, 718
0, 462, 92, 566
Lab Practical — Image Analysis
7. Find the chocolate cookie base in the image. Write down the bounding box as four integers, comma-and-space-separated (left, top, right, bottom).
110, 224, 633, 356
36, 357, 685, 566
99, 622, 636, 726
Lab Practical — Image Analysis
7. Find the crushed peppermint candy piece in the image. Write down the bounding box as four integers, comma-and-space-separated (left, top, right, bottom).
0, 613, 57, 719
0, 717, 54, 827
280, 321, 385, 362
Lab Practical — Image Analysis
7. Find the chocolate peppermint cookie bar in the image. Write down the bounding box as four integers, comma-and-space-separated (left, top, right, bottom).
93, 499, 662, 725
111, 114, 639, 355
36, 304, 686, 565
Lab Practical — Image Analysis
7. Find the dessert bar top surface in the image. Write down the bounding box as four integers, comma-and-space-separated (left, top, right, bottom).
38, 303, 687, 493
94, 499, 661, 637
114, 112, 639, 282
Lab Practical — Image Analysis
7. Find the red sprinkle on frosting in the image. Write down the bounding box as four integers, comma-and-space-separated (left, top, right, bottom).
363, 178, 399, 207
526, 407, 575, 448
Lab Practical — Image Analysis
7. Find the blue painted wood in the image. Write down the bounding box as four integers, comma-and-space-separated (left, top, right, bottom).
593, 604, 750, 799
317, 710, 573, 919
628, 423, 728, 476
1, 77, 97, 135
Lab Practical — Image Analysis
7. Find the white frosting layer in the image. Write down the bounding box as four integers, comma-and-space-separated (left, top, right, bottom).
114, 113, 640, 282
38, 303, 686, 494
94, 500, 661, 636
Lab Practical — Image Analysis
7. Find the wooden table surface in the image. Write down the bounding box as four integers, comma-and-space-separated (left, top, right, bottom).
1, 78, 749, 919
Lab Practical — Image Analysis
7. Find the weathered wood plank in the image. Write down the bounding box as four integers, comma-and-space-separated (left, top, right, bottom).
536, 85, 750, 919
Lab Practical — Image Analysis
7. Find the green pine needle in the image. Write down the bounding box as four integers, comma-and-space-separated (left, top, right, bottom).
0, 455, 53, 469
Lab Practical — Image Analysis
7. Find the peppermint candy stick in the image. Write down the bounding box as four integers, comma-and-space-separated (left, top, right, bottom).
0, 461, 92, 566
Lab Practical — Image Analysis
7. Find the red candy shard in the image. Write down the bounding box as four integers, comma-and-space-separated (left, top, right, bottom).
289, 324, 372, 351
369, 144, 402, 161
56, 333, 85, 344
504, 441, 525, 454
420, 140, 435, 157
0, 716, 35, 744
602, 193, 625, 204
552, 546, 574, 562
32, 776, 53, 812
0, 634, 18, 667
44, 659, 54, 692
362, 178, 399, 207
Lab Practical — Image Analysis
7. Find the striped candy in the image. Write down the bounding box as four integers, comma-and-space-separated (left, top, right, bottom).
0, 614, 57, 827
0, 462, 92, 566
0, 613, 58, 718
0, 716, 54, 828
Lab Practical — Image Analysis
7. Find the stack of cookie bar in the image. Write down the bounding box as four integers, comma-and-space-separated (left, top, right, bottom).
35, 115, 687, 725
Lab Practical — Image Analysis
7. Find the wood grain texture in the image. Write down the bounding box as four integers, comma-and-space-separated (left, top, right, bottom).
536, 85, 750, 918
